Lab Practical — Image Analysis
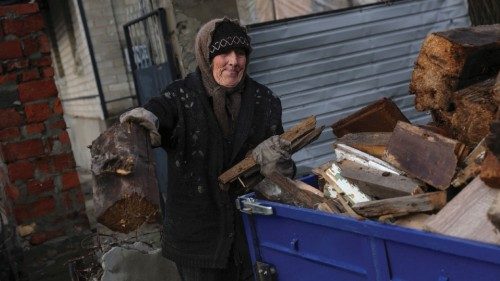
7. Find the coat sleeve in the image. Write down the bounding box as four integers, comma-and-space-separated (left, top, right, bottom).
142, 88, 180, 148
267, 91, 285, 137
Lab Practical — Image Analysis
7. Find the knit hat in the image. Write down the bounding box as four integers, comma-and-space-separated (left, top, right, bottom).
209, 19, 251, 60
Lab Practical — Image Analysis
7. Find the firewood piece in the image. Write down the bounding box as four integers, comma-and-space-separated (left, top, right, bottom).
90, 123, 159, 233
481, 151, 500, 188
265, 172, 341, 214
451, 139, 486, 187
424, 177, 500, 245
312, 163, 364, 219
291, 126, 324, 153
218, 116, 317, 185
326, 162, 372, 204
383, 121, 467, 190
411, 24, 500, 111
352, 192, 446, 218
331, 98, 409, 138
338, 159, 424, 199
337, 132, 391, 158
488, 193, 500, 231
394, 213, 431, 230
334, 143, 402, 175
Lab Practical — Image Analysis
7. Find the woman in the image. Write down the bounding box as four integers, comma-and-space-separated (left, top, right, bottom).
120, 18, 293, 281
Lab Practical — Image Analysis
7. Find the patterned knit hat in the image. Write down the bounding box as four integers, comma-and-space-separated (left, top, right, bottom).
209, 19, 251, 60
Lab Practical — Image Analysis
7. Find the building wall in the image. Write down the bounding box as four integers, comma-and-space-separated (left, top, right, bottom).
0, 0, 88, 250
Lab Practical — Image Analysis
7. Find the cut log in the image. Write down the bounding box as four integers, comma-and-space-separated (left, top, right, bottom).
352, 192, 446, 218
480, 151, 500, 188
488, 193, 500, 230
331, 98, 409, 138
337, 132, 391, 158
383, 121, 467, 190
411, 24, 500, 111
90, 122, 159, 233
338, 159, 424, 199
218, 116, 319, 186
424, 177, 500, 245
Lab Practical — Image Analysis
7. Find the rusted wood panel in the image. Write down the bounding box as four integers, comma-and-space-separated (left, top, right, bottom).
352, 192, 446, 218
337, 132, 391, 158
331, 98, 409, 138
338, 159, 424, 199
90, 122, 159, 233
425, 177, 500, 245
383, 121, 466, 190
411, 24, 500, 111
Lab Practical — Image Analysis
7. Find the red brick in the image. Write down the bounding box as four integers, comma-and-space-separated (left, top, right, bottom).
18, 79, 57, 102
0, 127, 20, 141
0, 3, 39, 17
25, 102, 51, 123
48, 119, 66, 130
5, 59, 29, 71
21, 37, 38, 56
2, 139, 44, 162
59, 131, 70, 144
34, 158, 51, 174
62, 171, 79, 191
5, 184, 20, 201
27, 178, 54, 195
7, 161, 34, 181
0, 40, 23, 60
30, 229, 64, 245
53, 153, 75, 171
31, 55, 51, 67
0, 109, 22, 129
52, 98, 63, 114
20, 69, 39, 82
25, 123, 45, 135
14, 196, 55, 223
38, 34, 50, 54
0, 72, 17, 85
41, 66, 54, 78
2, 14, 44, 37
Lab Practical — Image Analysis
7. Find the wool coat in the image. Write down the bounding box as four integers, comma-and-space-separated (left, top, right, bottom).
143, 69, 283, 268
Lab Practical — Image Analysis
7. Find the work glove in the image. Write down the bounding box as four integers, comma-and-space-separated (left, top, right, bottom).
252, 135, 295, 178
119, 108, 161, 147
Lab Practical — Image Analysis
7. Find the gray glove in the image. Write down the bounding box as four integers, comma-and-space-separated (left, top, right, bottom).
252, 135, 295, 177
119, 108, 161, 147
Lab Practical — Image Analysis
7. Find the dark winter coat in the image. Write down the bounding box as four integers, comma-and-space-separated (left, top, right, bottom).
143, 69, 283, 268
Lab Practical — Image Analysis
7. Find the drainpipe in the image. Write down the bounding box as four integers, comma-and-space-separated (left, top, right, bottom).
75, 0, 108, 120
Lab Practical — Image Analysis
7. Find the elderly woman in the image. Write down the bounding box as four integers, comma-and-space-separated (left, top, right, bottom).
120, 18, 293, 281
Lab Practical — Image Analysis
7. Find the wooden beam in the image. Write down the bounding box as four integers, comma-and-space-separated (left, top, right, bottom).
337, 132, 391, 158
352, 192, 446, 218
218, 116, 317, 186
383, 121, 466, 190
425, 177, 500, 245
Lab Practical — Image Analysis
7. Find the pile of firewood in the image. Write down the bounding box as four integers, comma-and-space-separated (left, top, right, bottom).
219, 24, 500, 245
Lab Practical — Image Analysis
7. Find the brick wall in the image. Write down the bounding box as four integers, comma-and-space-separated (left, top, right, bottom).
0, 3, 89, 246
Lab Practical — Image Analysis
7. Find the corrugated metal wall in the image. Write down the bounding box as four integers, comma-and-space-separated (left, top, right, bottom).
246, 0, 471, 171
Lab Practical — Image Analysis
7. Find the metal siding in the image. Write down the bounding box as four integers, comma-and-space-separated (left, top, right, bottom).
246, 0, 470, 170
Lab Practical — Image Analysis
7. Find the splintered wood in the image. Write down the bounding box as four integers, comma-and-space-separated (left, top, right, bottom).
425, 177, 500, 245
383, 121, 466, 190
411, 24, 500, 111
331, 98, 409, 138
90, 122, 159, 233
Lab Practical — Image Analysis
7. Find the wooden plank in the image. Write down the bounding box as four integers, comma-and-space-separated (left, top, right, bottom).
480, 151, 500, 188
411, 24, 500, 111
325, 162, 372, 204
334, 143, 402, 175
383, 121, 466, 190
337, 132, 391, 158
424, 177, 500, 245
218, 116, 316, 185
352, 192, 446, 218
488, 193, 500, 231
331, 98, 409, 138
90, 122, 159, 233
338, 159, 424, 199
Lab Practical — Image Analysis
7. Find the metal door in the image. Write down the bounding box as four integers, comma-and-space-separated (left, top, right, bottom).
124, 8, 179, 194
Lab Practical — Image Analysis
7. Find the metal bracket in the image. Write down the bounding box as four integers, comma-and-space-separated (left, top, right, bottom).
236, 197, 273, 216
255, 261, 278, 281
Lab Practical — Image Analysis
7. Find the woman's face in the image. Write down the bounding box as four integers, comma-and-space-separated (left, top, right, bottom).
211, 49, 246, 88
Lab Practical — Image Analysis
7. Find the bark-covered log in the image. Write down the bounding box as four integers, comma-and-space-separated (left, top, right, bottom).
411, 24, 500, 111
90, 122, 159, 233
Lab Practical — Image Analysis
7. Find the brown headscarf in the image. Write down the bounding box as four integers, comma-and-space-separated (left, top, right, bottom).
195, 18, 249, 137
